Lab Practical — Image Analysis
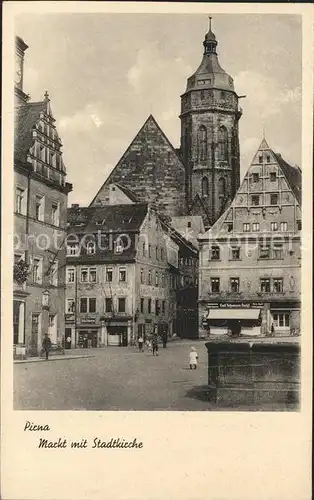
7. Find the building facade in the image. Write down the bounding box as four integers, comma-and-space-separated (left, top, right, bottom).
198, 138, 301, 338
180, 19, 242, 228
14, 37, 72, 357
66, 190, 199, 346
66, 203, 174, 347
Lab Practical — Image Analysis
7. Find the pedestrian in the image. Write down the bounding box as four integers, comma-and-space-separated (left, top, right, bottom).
42, 333, 52, 360
138, 334, 144, 352
146, 339, 152, 352
152, 334, 159, 356
189, 347, 198, 370
66, 335, 71, 349
162, 331, 168, 348
270, 323, 275, 336
84, 335, 88, 348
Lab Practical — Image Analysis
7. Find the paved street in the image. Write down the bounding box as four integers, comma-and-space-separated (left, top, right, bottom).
14, 340, 212, 411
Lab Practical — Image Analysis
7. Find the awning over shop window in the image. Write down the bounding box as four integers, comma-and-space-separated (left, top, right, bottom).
206, 309, 261, 320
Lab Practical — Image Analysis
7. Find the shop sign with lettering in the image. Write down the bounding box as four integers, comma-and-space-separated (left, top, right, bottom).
207, 302, 264, 309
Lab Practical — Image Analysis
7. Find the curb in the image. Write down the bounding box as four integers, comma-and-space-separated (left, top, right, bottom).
14, 355, 96, 364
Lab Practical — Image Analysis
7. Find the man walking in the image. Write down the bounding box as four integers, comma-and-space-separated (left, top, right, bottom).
42, 333, 52, 360
152, 333, 159, 356
162, 330, 168, 348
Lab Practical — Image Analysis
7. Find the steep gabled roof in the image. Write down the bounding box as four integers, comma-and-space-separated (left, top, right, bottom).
89, 114, 185, 207
68, 203, 148, 233
67, 203, 149, 263
14, 101, 46, 163
272, 152, 302, 206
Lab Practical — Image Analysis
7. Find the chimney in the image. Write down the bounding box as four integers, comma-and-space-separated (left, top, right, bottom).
71, 203, 79, 208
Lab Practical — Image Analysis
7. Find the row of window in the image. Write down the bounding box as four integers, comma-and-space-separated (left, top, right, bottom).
242, 221, 295, 232
67, 266, 193, 289
250, 193, 287, 206
66, 297, 167, 316
140, 268, 166, 287
209, 277, 285, 294
251, 172, 277, 182
15, 188, 60, 226
67, 266, 127, 284
180, 256, 197, 267
67, 241, 166, 259
210, 243, 287, 261
140, 243, 165, 260
258, 154, 272, 164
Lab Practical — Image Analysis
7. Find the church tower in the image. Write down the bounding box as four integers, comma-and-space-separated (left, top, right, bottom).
180, 18, 242, 227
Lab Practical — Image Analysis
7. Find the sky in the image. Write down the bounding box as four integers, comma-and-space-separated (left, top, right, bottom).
15, 13, 302, 206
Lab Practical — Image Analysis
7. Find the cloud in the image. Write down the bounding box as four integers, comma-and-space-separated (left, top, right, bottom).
234, 70, 301, 119
127, 43, 192, 95
58, 103, 103, 133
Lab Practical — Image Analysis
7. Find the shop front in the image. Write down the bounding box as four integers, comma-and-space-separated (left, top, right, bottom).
269, 301, 300, 336
105, 318, 132, 346
204, 302, 264, 337
78, 328, 99, 348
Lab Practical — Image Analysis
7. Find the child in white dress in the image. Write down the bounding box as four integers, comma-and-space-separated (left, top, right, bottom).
189, 347, 198, 370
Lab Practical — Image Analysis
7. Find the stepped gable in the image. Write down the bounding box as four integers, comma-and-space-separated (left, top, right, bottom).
200, 137, 302, 240
89, 115, 186, 218
15, 102, 46, 163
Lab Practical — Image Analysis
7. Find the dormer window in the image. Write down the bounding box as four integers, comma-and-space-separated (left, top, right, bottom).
115, 241, 124, 254
258, 155, 263, 164
252, 173, 259, 183
86, 241, 96, 255
67, 243, 79, 256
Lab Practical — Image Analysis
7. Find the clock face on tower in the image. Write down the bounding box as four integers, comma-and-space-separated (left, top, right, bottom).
15, 55, 22, 84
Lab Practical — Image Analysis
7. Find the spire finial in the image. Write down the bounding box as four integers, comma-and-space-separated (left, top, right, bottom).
44, 90, 50, 101
209, 15, 212, 31
263, 126, 266, 140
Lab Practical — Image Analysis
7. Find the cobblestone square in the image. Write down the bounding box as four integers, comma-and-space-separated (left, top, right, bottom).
14, 341, 212, 411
